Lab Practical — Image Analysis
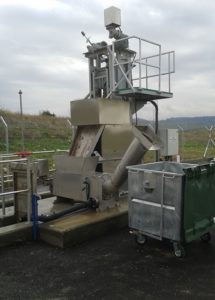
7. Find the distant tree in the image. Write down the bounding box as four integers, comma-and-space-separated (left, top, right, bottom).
41, 110, 56, 117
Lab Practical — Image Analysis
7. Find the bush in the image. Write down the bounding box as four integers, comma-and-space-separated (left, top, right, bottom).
40, 110, 56, 117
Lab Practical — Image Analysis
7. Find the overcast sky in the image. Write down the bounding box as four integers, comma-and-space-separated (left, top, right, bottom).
0, 0, 215, 120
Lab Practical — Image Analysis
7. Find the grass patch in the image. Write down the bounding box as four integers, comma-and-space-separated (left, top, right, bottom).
1, 110, 215, 164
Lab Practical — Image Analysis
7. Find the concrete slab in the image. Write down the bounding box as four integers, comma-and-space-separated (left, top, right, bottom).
40, 200, 128, 248
0, 214, 16, 227
38, 196, 74, 216
0, 222, 32, 247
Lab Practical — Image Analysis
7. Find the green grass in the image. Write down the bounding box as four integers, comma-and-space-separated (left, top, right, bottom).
1, 110, 215, 165
0, 109, 72, 168
181, 129, 215, 160
0, 109, 72, 153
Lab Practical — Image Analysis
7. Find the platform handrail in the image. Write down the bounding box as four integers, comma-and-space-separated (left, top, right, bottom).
107, 35, 175, 97
0, 189, 29, 197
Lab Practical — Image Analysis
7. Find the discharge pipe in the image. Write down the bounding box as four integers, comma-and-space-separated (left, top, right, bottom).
102, 137, 147, 194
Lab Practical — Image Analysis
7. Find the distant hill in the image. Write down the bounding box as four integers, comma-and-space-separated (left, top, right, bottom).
137, 116, 215, 130
159, 116, 215, 130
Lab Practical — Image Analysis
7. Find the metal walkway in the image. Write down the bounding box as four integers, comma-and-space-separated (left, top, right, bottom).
116, 87, 173, 101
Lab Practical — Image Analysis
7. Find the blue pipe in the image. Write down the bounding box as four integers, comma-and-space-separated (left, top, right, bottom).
32, 194, 39, 241
38, 202, 88, 222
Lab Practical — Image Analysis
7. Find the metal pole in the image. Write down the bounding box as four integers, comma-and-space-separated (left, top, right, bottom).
32, 194, 39, 240
138, 38, 141, 88
26, 157, 31, 223
112, 42, 115, 92
177, 125, 184, 161
204, 126, 215, 158
92, 72, 96, 98
149, 100, 159, 162
173, 51, 175, 73
0, 163, 5, 216
18, 90, 25, 151
88, 58, 92, 98
158, 45, 161, 91
168, 52, 171, 93
0, 116, 9, 153
146, 58, 148, 89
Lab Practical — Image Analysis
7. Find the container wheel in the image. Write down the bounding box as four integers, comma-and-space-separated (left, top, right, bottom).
135, 233, 147, 245
173, 242, 186, 258
200, 232, 211, 243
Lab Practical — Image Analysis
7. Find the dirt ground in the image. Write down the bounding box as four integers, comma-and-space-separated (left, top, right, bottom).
0, 228, 214, 300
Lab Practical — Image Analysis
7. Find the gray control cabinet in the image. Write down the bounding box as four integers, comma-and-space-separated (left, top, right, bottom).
159, 129, 178, 156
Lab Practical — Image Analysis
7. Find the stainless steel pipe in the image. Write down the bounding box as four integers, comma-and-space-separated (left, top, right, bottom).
103, 137, 147, 194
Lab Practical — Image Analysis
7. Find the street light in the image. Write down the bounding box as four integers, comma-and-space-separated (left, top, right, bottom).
18, 89, 25, 151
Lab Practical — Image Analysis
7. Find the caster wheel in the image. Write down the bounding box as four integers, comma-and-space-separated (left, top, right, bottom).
200, 232, 211, 243
173, 242, 186, 258
135, 233, 147, 245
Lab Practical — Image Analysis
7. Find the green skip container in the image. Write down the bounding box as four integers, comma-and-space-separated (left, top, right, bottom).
127, 161, 215, 257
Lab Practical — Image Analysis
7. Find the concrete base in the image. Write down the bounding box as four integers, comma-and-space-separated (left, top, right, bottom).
40, 200, 128, 248
0, 222, 32, 247
0, 214, 16, 227
0, 200, 15, 226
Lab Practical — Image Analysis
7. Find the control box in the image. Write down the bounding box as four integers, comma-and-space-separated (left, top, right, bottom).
159, 129, 179, 156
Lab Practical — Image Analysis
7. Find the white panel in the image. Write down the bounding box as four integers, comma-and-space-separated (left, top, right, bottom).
104, 6, 121, 27
159, 129, 179, 156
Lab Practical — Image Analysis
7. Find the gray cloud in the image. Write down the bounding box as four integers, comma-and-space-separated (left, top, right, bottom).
0, 0, 215, 119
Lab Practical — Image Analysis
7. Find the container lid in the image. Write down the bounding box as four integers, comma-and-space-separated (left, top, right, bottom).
127, 161, 198, 176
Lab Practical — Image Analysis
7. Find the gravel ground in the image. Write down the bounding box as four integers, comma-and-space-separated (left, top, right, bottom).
0, 228, 214, 300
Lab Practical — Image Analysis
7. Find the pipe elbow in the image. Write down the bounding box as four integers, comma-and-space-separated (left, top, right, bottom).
102, 179, 117, 194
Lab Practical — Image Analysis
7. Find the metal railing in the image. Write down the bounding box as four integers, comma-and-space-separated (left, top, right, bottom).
0, 157, 31, 222
134, 50, 175, 92
204, 126, 215, 158
107, 35, 175, 97
0, 149, 69, 220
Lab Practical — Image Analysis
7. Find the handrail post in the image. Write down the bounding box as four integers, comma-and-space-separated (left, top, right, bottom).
146, 58, 148, 89
173, 51, 175, 73
158, 45, 161, 91
168, 52, 171, 92
0, 163, 5, 216
138, 38, 142, 88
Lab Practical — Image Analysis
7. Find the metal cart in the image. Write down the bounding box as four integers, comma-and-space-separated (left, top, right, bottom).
127, 161, 215, 257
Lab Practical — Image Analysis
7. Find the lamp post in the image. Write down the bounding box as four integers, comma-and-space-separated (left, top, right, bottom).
18, 89, 25, 151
